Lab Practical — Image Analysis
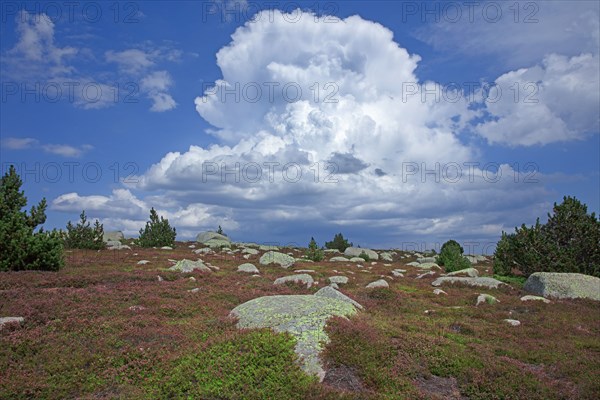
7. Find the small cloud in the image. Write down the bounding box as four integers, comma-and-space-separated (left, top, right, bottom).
42, 144, 92, 157
1, 137, 39, 149
148, 92, 177, 112
105, 49, 154, 74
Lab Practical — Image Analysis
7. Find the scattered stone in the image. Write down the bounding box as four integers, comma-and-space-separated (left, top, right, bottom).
391, 270, 404, 278
416, 262, 441, 270
295, 269, 315, 273
188, 288, 200, 293
406, 262, 420, 267
102, 231, 124, 242
259, 251, 295, 268
242, 248, 259, 255
366, 279, 389, 289
329, 283, 339, 289
417, 271, 436, 279
523, 272, 600, 301
384, 263, 392, 267
189, 277, 196, 282
349, 257, 365, 263
380, 252, 393, 262
476, 294, 499, 306
204, 239, 231, 249
330, 256, 350, 262
137, 260, 150, 265
465, 256, 479, 264
157, 275, 164, 282
274, 274, 314, 288
106, 240, 122, 248
243, 254, 251, 259
237, 263, 260, 274
328, 276, 349, 285
128, 305, 146, 312
314, 286, 363, 309
259, 245, 279, 251
504, 319, 521, 327
161, 246, 173, 250
230, 294, 359, 381
168, 259, 177, 263
424, 310, 435, 315
417, 257, 437, 264
108, 244, 131, 250
0, 317, 24, 330
196, 231, 231, 244
520, 295, 551, 304
432, 277, 506, 289
169, 259, 212, 273
344, 247, 379, 260
193, 247, 213, 254
188, 244, 196, 248
370, 262, 377, 265
444, 268, 479, 277
433, 289, 447, 295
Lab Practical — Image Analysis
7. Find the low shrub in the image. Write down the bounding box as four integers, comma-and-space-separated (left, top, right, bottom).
437, 240, 471, 273
64, 211, 105, 250
359, 251, 370, 262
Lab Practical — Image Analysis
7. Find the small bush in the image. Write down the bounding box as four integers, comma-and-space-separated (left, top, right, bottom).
437, 239, 471, 273
0, 165, 64, 271
64, 211, 105, 250
305, 237, 324, 262
359, 251, 370, 262
325, 233, 352, 252
494, 196, 600, 277
137, 207, 176, 248
216, 225, 227, 236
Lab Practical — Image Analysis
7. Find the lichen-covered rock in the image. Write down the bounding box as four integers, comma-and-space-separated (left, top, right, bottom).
314, 286, 363, 309
416, 271, 436, 279
193, 247, 213, 254
476, 293, 499, 306
196, 231, 230, 244
160, 246, 173, 250
416, 262, 441, 270
431, 277, 505, 289
520, 295, 551, 304
230, 294, 359, 381
391, 270, 404, 278
259, 251, 295, 268
406, 262, 420, 267
204, 239, 231, 249
0, 317, 24, 330
366, 279, 389, 288
417, 257, 437, 264
328, 276, 349, 285
504, 319, 521, 326
380, 252, 393, 262
259, 245, 279, 251
237, 263, 259, 274
344, 247, 379, 260
169, 259, 211, 273
330, 256, 350, 262
242, 248, 259, 255
523, 272, 600, 301
445, 268, 479, 277
349, 257, 365, 263
433, 289, 447, 295
137, 260, 150, 265
274, 274, 314, 288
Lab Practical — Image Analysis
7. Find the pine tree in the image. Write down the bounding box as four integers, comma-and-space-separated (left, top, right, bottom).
137, 207, 176, 247
0, 165, 64, 271
325, 233, 352, 252
305, 237, 324, 261
64, 210, 105, 249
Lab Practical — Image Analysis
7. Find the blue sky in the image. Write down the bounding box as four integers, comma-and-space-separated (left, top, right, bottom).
1, 0, 598, 252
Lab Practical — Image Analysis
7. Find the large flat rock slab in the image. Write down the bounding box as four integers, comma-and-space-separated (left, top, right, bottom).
524, 272, 600, 301
230, 294, 360, 381
431, 277, 505, 289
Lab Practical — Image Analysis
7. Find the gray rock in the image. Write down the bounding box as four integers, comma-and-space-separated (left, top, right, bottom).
329, 283, 339, 290
380, 252, 393, 262
349, 257, 365, 263
108, 244, 131, 250
106, 240, 122, 248
196, 231, 231, 244
406, 262, 420, 267
188, 288, 200, 293
366, 279, 389, 289
314, 286, 363, 309
324, 249, 340, 253
416, 271, 436, 279
431, 277, 506, 289
157, 275, 164, 282
230, 294, 359, 381
237, 263, 260, 274
161, 246, 173, 250
391, 270, 404, 278
204, 239, 231, 249
416, 262, 441, 270
523, 272, 600, 301
328, 276, 349, 285
137, 260, 150, 265
476, 293, 499, 306
465, 256, 479, 264
504, 319, 521, 326
294, 269, 315, 273
102, 231, 124, 243
242, 248, 259, 255
417, 257, 437, 264
520, 295, 551, 304
444, 267, 479, 277
259, 245, 279, 251
344, 247, 379, 260
259, 251, 295, 268
0, 317, 24, 330
274, 274, 314, 288
169, 259, 211, 273
433, 289, 447, 295
330, 256, 350, 262
193, 247, 213, 254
